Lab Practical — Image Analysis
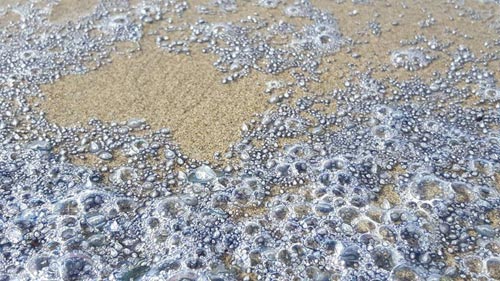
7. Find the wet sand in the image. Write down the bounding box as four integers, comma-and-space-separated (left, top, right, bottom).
41, 41, 272, 160
1, 1, 500, 280
37, 0, 500, 161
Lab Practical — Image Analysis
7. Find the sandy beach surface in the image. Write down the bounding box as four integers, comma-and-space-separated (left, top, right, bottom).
36, 0, 499, 162
1, 0, 499, 280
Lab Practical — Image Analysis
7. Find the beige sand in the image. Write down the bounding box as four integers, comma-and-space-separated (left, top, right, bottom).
49, 0, 99, 23
38, 0, 500, 161
0, 0, 24, 27
41, 40, 273, 160
315, 0, 500, 82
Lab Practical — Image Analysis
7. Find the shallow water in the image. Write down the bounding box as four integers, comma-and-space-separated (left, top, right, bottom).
0, 0, 499, 280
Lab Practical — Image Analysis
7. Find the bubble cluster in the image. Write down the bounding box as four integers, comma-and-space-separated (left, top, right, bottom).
0, 0, 499, 280
390, 48, 435, 71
